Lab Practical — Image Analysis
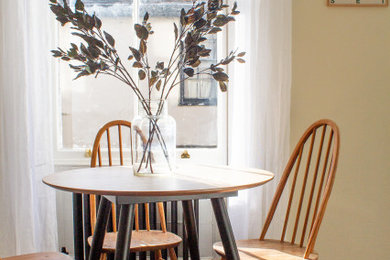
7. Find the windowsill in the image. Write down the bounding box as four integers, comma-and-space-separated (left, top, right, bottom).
54, 147, 222, 167
54, 158, 91, 167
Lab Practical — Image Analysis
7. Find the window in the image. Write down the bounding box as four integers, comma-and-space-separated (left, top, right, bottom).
82, 0, 134, 16
56, 0, 227, 164
179, 35, 217, 106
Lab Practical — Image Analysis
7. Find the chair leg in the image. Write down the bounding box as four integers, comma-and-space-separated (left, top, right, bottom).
168, 248, 177, 260
154, 250, 162, 260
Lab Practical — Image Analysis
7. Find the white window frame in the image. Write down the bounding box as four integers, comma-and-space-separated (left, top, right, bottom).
53, 0, 230, 167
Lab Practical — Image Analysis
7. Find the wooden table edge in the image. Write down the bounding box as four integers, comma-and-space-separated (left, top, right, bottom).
42, 175, 274, 197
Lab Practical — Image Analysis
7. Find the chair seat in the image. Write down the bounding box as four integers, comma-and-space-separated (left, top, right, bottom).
213, 239, 319, 260
2, 252, 72, 260
88, 230, 182, 253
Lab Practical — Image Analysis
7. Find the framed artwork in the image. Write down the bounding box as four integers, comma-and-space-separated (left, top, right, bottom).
328, 0, 388, 6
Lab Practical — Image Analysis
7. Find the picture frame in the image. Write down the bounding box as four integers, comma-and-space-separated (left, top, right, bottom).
327, 0, 388, 6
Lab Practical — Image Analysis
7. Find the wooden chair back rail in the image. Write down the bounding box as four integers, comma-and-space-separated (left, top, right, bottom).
106, 128, 112, 166
69, 124, 187, 260
86, 120, 179, 260
259, 119, 340, 259
299, 127, 327, 246
89, 120, 169, 235
75, 120, 204, 259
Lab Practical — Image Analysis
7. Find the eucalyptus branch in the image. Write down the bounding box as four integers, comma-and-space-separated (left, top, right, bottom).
81, 25, 140, 92
158, 31, 184, 101
87, 22, 148, 106
49, 0, 246, 173
163, 50, 184, 86
94, 28, 140, 89
164, 67, 183, 100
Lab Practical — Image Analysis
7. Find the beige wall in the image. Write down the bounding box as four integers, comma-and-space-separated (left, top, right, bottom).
292, 1, 390, 259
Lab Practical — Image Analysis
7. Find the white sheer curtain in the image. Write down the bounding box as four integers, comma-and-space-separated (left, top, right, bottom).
0, 0, 58, 257
228, 0, 292, 240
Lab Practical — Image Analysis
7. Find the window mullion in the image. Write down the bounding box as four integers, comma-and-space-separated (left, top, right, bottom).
133, 0, 140, 23
132, 0, 140, 118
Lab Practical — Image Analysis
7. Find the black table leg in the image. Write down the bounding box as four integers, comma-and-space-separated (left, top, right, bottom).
182, 200, 200, 260
211, 198, 240, 260
89, 197, 112, 260
114, 204, 135, 260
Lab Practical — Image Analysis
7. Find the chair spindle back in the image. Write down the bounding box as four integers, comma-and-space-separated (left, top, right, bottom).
260, 119, 340, 258
88, 120, 167, 235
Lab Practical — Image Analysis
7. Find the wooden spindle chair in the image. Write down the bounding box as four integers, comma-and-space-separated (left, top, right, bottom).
1, 252, 71, 260
85, 120, 181, 259
213, 119, 340, 259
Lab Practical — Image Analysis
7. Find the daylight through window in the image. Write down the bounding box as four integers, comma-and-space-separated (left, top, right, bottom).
58, 0, 220, 150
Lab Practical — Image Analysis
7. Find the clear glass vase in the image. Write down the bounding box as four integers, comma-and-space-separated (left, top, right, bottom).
132, 100, 176, 176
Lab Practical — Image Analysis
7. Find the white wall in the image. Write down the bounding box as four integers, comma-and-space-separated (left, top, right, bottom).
292, 1, 390, 259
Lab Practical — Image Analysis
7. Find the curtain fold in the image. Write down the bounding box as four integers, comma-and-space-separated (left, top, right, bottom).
0, 0, 58, 256
228, 0, 292, 240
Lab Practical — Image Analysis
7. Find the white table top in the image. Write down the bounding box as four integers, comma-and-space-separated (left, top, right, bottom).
43, 164, 274, 197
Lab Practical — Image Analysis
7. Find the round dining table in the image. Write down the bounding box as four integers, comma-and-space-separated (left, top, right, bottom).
43, 164, 274, 260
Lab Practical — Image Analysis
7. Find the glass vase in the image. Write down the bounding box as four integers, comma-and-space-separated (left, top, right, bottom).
132, 100, 176, 176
